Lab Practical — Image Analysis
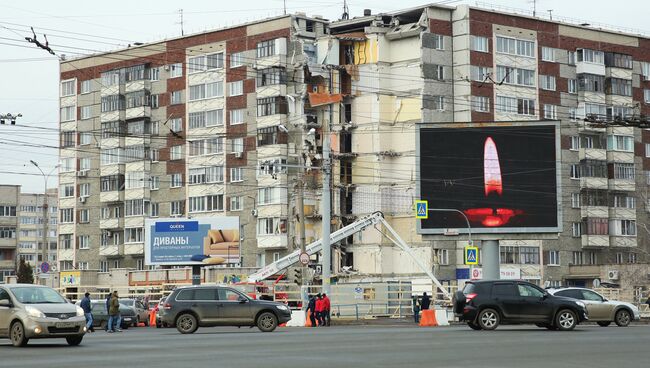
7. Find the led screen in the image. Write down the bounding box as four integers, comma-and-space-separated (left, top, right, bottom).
418, 124, 558, 233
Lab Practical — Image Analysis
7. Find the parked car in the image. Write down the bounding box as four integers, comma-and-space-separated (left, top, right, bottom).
119, 299, 150, 326
159, 285, 292, 334
548, 287, 640, 327
154, 297, 169, 328
74, 300, 136, 330
0, 284, 86, 346
453, 280, 589, 331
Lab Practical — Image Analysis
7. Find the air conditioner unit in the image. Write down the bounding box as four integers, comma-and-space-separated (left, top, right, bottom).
251, 209, 258, 217
77, 170, 88, 177
164, 65, 170, 71
79, 197, 86, 203
608, 270, 619, 280
234, 152, 243, 158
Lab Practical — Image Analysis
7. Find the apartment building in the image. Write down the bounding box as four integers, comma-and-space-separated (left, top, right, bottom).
58, 14, 329, 278
317, 4, 650, 290
0, 185, 57, 282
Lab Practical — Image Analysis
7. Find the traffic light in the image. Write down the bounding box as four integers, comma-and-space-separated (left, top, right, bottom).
293, 269, 302, 285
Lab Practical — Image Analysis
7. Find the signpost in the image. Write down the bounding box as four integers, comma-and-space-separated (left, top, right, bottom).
40, 262, 49, 274
299, 252, 310, 266
464, 246, 479, 265
415, 200, 428, 219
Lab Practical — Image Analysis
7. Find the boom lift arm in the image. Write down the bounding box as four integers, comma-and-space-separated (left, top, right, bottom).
248, 212, 452, 301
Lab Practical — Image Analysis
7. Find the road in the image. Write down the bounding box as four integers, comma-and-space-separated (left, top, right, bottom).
1, 324, 648, 368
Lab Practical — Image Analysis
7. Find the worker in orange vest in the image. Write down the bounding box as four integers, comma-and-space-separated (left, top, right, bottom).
322, 293, 331, 327
315, 293, 325, 327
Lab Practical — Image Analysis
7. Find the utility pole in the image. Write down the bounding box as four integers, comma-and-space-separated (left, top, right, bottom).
178, 9, 184, 36
30, 160, 58, 284
297, 176, 307, 283
321, 68, 333, 296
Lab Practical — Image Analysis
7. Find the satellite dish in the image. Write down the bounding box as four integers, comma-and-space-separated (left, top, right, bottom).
593, 278, 601, 288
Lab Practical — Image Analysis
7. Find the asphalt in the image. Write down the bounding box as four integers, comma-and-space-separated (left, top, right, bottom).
1, 323, 649, 368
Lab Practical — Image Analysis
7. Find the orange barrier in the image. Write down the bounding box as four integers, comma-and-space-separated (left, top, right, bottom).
137, 322, 146, 327
419, 309, 438, 327
305, 312, 314, 327
279, 323, 287, 327
149, 310, 157, 327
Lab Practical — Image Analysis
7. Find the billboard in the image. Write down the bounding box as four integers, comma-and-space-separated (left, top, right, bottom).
418, 123, 559, 234
145, 217, 240, 266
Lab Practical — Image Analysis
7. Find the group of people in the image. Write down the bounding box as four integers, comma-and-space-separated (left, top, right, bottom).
306, 293, 331, 327
79, 290, 124, 333
411, 292, 431, 324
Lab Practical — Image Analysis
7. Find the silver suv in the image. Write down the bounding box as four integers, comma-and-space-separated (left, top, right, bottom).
548, 287, 640, 327
0, 284, 87, 346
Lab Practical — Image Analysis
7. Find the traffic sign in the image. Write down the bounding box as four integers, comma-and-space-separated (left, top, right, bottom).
415, 200, 428, 219
464, 246, 479, 265
40, 262, 50, 274
299, 252, 310, 266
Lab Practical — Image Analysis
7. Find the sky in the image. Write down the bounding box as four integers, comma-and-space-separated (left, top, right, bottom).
0, 0, 647, 192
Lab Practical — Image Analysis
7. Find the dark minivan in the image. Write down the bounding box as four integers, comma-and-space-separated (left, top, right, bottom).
160, 285, 292, 334
453, 280, 588, 331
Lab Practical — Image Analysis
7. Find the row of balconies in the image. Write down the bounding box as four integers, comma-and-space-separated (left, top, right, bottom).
579, 177, 635, 191
577, 148, 634, 163
581, 234, 637, 249
580, 206, 636, 220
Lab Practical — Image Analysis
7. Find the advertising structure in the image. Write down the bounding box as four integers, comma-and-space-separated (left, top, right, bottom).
418, 123, 559, 234
145, 217, 240, 266
60, 271, 81, 287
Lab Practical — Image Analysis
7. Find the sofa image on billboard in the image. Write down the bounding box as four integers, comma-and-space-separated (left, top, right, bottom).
203, 229, 240, 261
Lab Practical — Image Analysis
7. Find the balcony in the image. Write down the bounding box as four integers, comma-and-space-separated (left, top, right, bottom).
578, 148, 606, 161
567, 265, 601, 278
124, 243, 144, 255
608, 179, 635, 192
100, 218, 122, 229
257, 235, 289, 249
606, 151, 634, 163
100, 191, 124, 203
256, 114, 287, 130
125, 80, 151, 93
576, 62, 605, 76
100, 110, 126, 123
581, 235, 609, 248
609, 207, 636, 220
58, 249, 74, 261
99, 244, 123, 257
610, 236, 636, 248
580, 177, 608, 190
580, 206, 608, 218
125, 106, 151, 120
0, 260, 14, 269
0, 239, 16, 249
256, 84, 287, 98
100, 163, 125, 177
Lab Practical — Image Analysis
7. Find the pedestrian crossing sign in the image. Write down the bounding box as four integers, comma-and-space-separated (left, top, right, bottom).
415, 200, 428, 219
465, 246, 479, 265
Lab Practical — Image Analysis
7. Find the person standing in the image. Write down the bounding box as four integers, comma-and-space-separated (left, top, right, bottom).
306, 295, 317, 328
315, 293, 325, 327
412, 295, 420, 324
80, 292, 94, 332
322, 293, 331, 327
107, 291, 122, 333
420, 292, 431, 311
105, 293, 112, 331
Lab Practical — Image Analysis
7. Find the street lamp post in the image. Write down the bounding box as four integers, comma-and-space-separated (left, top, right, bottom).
30, 160, 59, 283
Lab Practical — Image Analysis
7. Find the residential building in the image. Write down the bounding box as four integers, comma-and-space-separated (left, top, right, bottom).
58, 14, 329, 277
0, 185, 19, 281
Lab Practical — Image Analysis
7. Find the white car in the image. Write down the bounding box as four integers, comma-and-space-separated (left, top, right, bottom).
548, 287, 640, 327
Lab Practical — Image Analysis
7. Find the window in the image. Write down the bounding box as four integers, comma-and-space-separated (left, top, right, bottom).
500, 246, 518, 264
60, 184, 74, 198
113, 260, 120, 269
608, 106, 633, 121
645, 89, 650, 103
170, 91, 182, 105
206, 166, 224, 183
571, 192, 581, 208
613, 163, 635, 180
606, 78, 632, 96
548, 250, 560, 266
585, 218, 608, 235
170, 173, 183, 188
61, 158, 75, 172
585, 103, 607, 119
569, 108, 578, 121
60, 208, 74, 223
189, 81, 224, 100
570, 136, 580, 151
231, 52, 244, 67
611, 219, 636, 236
434, 249, 449, 265
101, 121, 125, 138
228, 81, 243, 96
605, 52, 632, 69
100, 174, 124, 192
543, 104, 557, 120
170, 63, 183, 77
0, 227, 16, 238
79, 183, 90, 197
189, 196, 205, 213
519, 247, 539, 264
0, 206, 16, 217
257, 97, 286, 116
258, 158, 287, 176
628, 253, 637, 264
149, 67, 159, 81
78, 209, 89, 223
572, 251, 584, 265
125, 90, 149, 109
496, 95, 517, 114
80, 80, 92, 94
149, 176, 160, 190
257, 126, 282, 146
98, 260, 108, 273
230, 167, 243, 182
258, 187, 284, 205
257, 217, 287, 235
470, 36, 488, 52
149, 149, 159, 163
206, 195, 224, 211
578, 74, 605, 93
230, 109, 245, 125
541, 47, 555, 62
125, 228, 144, 243
170, 201, 185, 216
572, 222, 582, 237
101, 70, 120, 86
125, 171, 146, 189
472, 96, 490, 112
646, 143, 650, 158
230, 196, 243, 211
188, 55, 206, 74
60, 131, 75, 148
125, 199, 149, 217
517, 98, 535, 116
496, 36, 535, 57
470, 66, 490, 82
518, 284, 544, 298
567, 51, 576, 65
189, 168, 205, 185
567, 79, 577, 94
80, 106, 92, 120
101, 95, 124, 112
170, 145, 183, 160
231, 138, 244, 154
78, 235, 89, 250
431, 34, 444, 50
616, 252, 624, 264
434, 65, 444, 80
60, 106, 75, 122
539, 75, 556, 91
426, 95, 443, 111
492, 283, 517, 296
577, 49, 604, 64
150, 94, 159, 108
256, 68, 286, 87
257, 39, 276, 58
61, 80, 75, 97
496, 66, 535, 86
79, 132, 92, 146
612, 194, 635, 209
60, 234, 73, 250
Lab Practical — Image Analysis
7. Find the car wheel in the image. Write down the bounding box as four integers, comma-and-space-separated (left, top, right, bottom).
10, 321, 29, 347
176, 313, 198, 334
555, 309, 577, 331
467, 322, 482, 330
256, 312, 278, 332
614, 309, 631, 327
477, 308, 500, 330
66, 336, 83, 346
597, 321, 611, 327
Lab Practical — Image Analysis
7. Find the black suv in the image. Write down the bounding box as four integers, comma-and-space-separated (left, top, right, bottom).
453, 280, 588, 331
160, 285, 292, 334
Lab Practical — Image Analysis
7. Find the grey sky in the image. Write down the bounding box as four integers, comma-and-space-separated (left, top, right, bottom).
0, 0, 647, 192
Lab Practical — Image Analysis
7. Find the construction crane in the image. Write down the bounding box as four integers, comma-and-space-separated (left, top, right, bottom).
248, 211, 452, 301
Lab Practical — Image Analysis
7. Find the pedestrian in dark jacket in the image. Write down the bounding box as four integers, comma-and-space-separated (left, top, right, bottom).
420, 292, 431, 310
80, 292, 94, 332
105, 293, 112, 330
412, 296, 420, 323
306, 295, 317, 327
107, 291, 122, 333
315, 294, 325, 326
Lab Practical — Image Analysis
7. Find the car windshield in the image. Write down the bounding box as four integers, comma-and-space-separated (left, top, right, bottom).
10, 287, 67, 304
